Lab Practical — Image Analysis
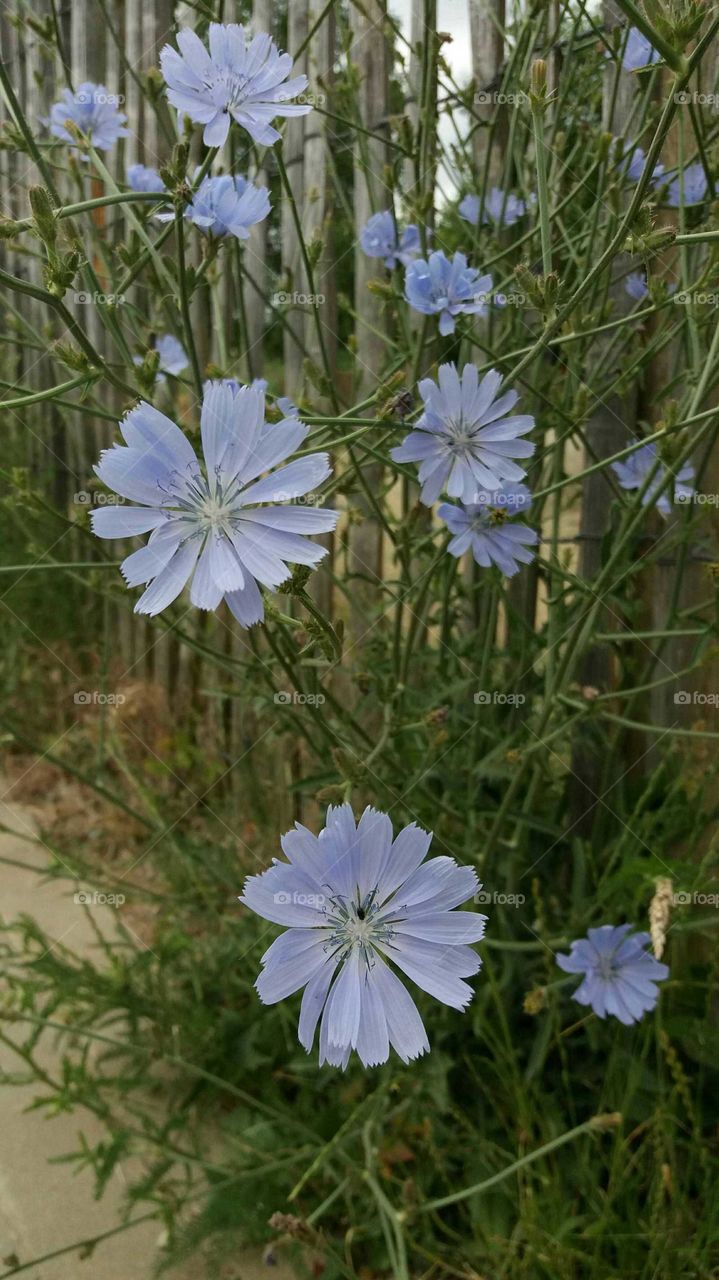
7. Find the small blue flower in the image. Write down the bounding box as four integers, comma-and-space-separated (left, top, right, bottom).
611, 441, 694, 516
359, 211, 422, 269
391, 363, 535, 505
661, 162, 709, 207
91, 382, 336, 622
134, 335, 189, 383
438, 484, 538, 577
44, 83, 129, 151
459, 187, 531, 227
157, 174, 271, 240
127, 163, 166, 193
620, 27, 661, 71
625, 271, 648, 301
557, 924, 668, 1024
240, 804, 487, 1068
160, 23, 312, 148
405, 251, 493, 336
621, 144, 664, 185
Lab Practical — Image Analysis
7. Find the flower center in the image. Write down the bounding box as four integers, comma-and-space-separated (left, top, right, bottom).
324, 887, 396, 964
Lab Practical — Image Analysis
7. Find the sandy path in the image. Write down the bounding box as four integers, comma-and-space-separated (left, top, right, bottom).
0, 780, 292, 1280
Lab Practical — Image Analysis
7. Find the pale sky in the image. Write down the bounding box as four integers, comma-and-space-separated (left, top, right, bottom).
389, 0, 473, 87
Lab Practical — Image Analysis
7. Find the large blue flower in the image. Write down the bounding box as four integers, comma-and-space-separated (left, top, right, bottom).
359, 211, 421, 269
405, 251, 493, 336
391, 363, 535, 505
127, 163, 166, 193
240, 805, 487, 1069
160, 23, 312, 148
44, 83, 129, 151
611, 441, 694, 516
557, 925, 668, 1024
91, 382, 337, 623
620, 27, 661, 71
438, 484, 538, 577
459, 187, 532, 228
157, 173, 270, 240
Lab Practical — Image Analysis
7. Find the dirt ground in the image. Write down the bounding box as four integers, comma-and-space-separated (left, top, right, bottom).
0, 773, 295, 1280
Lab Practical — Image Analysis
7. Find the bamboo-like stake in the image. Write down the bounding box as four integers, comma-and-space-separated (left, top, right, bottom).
281, 0, 308, 395
569, 0, 638, 830
347, 0, 390, 645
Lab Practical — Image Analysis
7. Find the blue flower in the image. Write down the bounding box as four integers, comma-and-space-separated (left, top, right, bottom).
621, 144, 664, 185
620, 27, 661, 71
240, 805, 487, 1068
557, 925, 668, 1024
459, 187, 531, 227
611, 441, 694, 516
134, 335, 189, 383
359, 211, 422, 269
391, 363, 535, 505
91, 382, 337, 622
625, 271, 648, 301
438, 484, 538, 577
661, 162, 709, 207
160, 23, 312, 148
405, 252, 493, 336
127, 163, 166, 193
44, 83, 129, 151
157, 174, 270, 240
